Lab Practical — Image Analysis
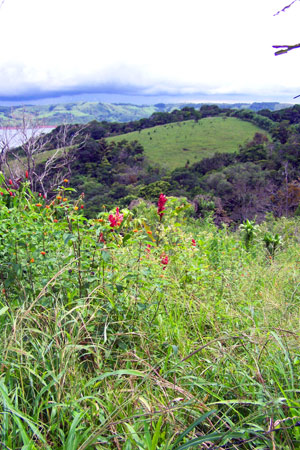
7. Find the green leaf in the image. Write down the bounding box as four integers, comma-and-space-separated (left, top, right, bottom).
101, 250, 111, 262
84, 369, 145, 389
173, 432, 225, 450
171, 410, 216, 448
122, 233, 132, 246
125, 423, 144, 448
0, 381, 50, 448
65, 412, 85, 450
63, 233, 76, 245
151, 415, 163, 450
0, 306, 9, 316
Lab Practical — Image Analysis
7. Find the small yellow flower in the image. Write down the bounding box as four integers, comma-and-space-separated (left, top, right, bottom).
63, 179, 69, 183
74, 206, 78, 210
63, 198, 68, 202
56, 195, 62, 200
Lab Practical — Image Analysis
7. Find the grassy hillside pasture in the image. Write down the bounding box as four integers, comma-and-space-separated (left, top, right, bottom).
106, 117, 269, 170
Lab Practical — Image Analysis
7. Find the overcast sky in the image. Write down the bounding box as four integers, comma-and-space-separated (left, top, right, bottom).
0, 0, 300, 104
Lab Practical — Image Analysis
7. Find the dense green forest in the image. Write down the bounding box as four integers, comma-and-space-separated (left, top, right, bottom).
23, 103, 300, 223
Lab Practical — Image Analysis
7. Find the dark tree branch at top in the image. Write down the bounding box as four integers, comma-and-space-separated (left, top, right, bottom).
273, 43, 300, 55
273, 1, 300, 56
273, 0, 299, 16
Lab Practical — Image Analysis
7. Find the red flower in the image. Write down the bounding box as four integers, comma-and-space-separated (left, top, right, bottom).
160, 253, 169, 270
99, 232, 105, 243
145, 244, 151, 254
157, 193, 167, 219
192, 239, 196, 247
8, 179, 13, 186
108, 207, 124, 228
25, 171, 29, 179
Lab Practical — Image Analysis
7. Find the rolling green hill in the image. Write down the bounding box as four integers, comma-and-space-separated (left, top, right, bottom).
106, 116, 269, 170
0, 101, 291, 127
0, 102, 159, 126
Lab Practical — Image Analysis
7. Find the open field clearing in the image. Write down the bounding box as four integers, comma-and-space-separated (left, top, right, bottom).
106, 117, 269, 170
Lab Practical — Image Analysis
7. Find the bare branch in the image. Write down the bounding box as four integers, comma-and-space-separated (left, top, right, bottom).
274, 0, 299, 16
32, 122, 89, 196
273, 43, 300, 55
0, 113, 89, 196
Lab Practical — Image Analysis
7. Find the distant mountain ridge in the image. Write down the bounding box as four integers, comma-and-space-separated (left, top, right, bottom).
0, 101, 293, 127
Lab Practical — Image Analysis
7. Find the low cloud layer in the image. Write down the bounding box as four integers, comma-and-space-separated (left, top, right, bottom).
0, 0, 299, 104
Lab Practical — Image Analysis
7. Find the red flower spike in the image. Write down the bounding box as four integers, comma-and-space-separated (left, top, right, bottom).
8, 179, 13, 186
25, 171, 29, 179
192, 239, 196, 247
157, 193, 167, 219
160, 253, 169, 270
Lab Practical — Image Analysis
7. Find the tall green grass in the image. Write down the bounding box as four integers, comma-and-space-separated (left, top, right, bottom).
0, 183, 299, 449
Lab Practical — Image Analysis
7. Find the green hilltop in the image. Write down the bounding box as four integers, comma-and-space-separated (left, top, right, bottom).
106, 116, 269, 170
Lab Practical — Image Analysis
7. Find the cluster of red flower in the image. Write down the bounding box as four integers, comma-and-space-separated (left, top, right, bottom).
161, 253, 169, 270
108, 207, 124, 228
